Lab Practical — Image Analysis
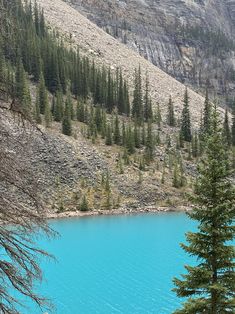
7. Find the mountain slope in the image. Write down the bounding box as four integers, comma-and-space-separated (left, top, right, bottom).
65, 0, 235, 103
37, 0, 221, 125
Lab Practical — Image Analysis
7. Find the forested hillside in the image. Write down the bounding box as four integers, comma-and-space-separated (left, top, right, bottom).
1, 0, 235, 216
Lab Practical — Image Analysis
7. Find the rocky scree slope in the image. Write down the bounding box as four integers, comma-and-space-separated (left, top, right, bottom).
65, 0, 235, 103
1, 105, 191, 214
36, 0, 223, 126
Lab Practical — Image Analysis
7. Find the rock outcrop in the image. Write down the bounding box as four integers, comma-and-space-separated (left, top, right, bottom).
65, 0, 235, 103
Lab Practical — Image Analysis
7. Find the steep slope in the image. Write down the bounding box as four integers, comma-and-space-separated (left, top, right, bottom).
37, 0, 222, 125
1, 104, 190, 215
65, 0, 235, 103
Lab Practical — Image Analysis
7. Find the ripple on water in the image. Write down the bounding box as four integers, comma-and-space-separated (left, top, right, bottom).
23, 213, 196, 313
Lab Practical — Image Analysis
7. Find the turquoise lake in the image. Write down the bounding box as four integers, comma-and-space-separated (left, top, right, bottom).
26, 213, 197, 314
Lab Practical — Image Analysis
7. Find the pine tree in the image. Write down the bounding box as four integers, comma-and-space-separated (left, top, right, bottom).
222, 107, 232, 147
173, 108, 235, 314
180, 88, 192, 142
167, 95, 176, 126
62, 101, 72, 136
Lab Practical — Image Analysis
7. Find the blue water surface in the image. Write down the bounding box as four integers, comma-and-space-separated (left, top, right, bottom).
25, 213, 197, 314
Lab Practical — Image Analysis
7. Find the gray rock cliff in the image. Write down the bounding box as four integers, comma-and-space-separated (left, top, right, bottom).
66, 0, 235, 103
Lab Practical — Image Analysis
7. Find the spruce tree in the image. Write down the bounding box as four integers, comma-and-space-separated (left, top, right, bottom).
126, 125, 135, 154
167, 95, 176, 127
35, 89, 41, 124
62, 101, 72, 136
38, 72, 47, 114
173, 165, 180, 188
173, 108, 235, 314
123, 80, 130, 116
145, 121, 155, 163
155, 103, 162, 128
132, 66, 143, 123
113, 114, 121, 145
54, 89, 63, 122
44, 94, 51, 128
222, 107, 232, 147
143, 75, 153, 122
15, 59, 31, 115
180, 88, 192, 142
134, 122, 141, 149
80, 195, 89, 212
105, 123, 113, 146
202, 89, 212, 136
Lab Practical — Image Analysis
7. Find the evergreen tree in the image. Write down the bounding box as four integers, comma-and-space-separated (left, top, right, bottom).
15, 59, 31, 114
94, 106, 102, 133
155, 103, 162, 128
132, 66, 143, 123
113, 114, 121, 145
126, 125, 135, 154
134, 121, 141, 148
222, 107, 232, 147
54, 89, 63, 122
167, 95, 176, 126
173, 165, 180, 188
192, 132, 199, 158
173, 108, 235, 314
145, 121, 155, 163
44, 93, 51, 128
117, 71, 125, 114
106, 68, 114, 113
180, 88, 192, 142
77, 101, 85, 123
65, 89, 74, 120
105, 123, 113, 146
123, 81, 130, 116
202, 89, 212, 136
143, 75, 153, 121
35, 88, 41, 124
62, 101, 72, 136
80, 195, 89, 212
38, 72, 47, 114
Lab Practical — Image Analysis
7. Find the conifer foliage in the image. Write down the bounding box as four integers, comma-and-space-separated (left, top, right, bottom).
173, 108, 235, 314
180, 88, 192, 142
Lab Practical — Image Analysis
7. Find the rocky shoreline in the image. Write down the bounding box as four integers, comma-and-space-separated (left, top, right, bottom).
47, 206, 190, 220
